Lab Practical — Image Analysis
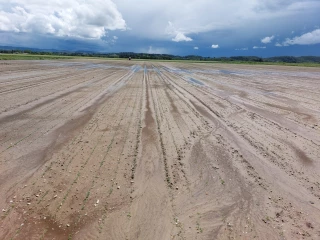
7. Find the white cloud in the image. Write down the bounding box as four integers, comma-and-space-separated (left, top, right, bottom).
0, 0, 127, 39
281, 29, 320, 46
172, 32, 192, 42
275, 43, 282, 47
235, 47, 248, 50
166, 21, 192, 42
110, 35, 118, 44
194, 47, 199, 50
211, 44, 219, 49
253, 46, 266, 49
115, 0, 320, 42
261, 35, 275, 43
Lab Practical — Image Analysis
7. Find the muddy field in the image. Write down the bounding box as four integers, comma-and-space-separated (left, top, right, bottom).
0, 59, 319, 240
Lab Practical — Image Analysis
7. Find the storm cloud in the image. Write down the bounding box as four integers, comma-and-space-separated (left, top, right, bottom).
0, 0, 319, 56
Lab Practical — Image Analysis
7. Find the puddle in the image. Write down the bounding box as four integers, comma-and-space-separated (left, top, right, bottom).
219, 69, 239, 75
38, 61, 131, 71
189, 78, 204, 86
196, 68, 320, 78
132, 65, 142, 72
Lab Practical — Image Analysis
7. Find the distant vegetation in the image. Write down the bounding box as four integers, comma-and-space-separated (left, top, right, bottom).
0, 54, 74, 60
1, 47, 320, 66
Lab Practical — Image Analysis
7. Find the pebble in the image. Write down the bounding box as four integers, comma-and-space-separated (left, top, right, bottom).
66, 224, 70, 227
117, 186, 120, 189
94, 199, 100, 207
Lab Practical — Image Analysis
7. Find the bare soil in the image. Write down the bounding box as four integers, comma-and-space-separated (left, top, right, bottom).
0, 60, 320, 240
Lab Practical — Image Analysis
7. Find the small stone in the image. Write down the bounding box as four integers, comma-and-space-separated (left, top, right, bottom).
117, 186, 120, 189
2, 209, 6, 212
309, 201, 315, 204
66, 224, 70, 227
176, 187, 179, 190
53, 195, 57, 198
27, 203, 31, 205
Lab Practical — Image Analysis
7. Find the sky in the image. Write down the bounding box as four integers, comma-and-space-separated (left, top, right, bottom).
0, 0, 320, 57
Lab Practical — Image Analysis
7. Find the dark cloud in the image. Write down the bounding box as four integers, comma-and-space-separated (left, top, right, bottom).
0, 0, 319, 56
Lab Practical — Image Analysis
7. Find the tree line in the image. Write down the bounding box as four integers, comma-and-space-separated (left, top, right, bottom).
1, 48, 320, 63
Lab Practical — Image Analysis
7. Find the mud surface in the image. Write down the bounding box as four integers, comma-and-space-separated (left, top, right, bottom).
0, 60, 320, 240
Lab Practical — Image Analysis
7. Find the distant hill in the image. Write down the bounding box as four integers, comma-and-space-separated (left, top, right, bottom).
1, 46, 320, 63
265, 56, 320, 63
0, 45, 66, 53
